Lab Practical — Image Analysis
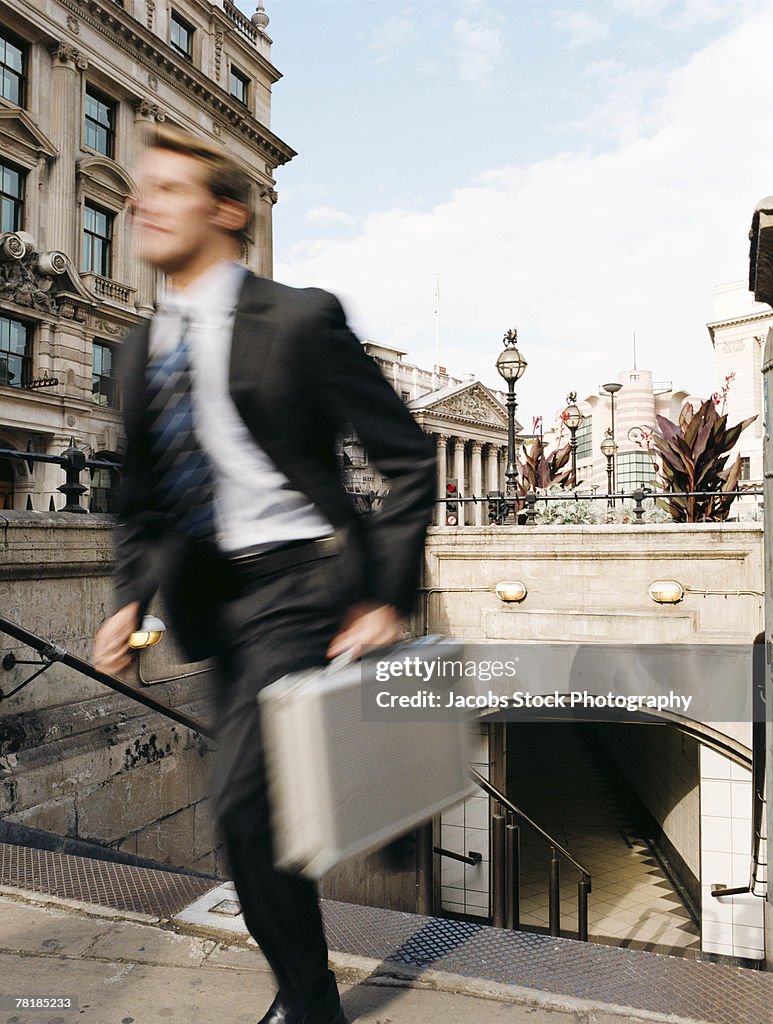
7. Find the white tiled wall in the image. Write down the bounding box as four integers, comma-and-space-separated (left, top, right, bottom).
700, 747, 765, 960
440, 723, 491, 918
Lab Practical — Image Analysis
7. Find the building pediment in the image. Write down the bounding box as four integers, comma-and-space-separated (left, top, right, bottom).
0, 108, 58, 160
412, 382, 508, 430
77, 156, 136, 203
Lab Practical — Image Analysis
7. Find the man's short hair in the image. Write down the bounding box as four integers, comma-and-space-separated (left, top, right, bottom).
148, 124, 253, 244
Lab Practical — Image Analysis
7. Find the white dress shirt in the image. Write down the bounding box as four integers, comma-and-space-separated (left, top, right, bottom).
150, 260, 334, 554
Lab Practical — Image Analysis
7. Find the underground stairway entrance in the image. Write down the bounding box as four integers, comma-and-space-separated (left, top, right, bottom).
504, 720, 701, 956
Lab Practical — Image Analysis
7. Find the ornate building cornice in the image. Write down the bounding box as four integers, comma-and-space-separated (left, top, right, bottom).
56, 0, 296, 166
706, 309, 773, 341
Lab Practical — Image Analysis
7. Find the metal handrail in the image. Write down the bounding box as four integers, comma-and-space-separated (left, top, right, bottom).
470, 766, 591, 940
470, 767, 590, 880
0, 616, 215, 740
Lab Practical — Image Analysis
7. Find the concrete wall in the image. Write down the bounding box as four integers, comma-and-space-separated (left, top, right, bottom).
424, 523, 763, 650
0, 513, 422, 911
0, 511, 224, 875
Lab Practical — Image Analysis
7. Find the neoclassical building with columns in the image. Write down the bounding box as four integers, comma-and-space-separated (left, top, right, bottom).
0, 0, 292, 511
342, 342, 517, 525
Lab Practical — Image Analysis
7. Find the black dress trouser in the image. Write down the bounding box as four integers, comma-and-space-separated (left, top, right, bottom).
210, 541, 360, 1011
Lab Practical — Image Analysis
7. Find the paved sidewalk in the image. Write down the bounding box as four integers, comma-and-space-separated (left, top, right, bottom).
0, 890, 688, 1024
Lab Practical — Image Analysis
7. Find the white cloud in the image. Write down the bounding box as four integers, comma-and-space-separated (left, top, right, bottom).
606, 0, 770, 29
452, 16, 505, 88
572, 59, 670, 145
554, 11, 611, 48
305, 206, 356, 227
275, 10, 773, 422
370, 15, 416, 64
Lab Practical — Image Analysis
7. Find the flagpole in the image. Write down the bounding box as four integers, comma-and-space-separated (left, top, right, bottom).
434, 273, 440, 383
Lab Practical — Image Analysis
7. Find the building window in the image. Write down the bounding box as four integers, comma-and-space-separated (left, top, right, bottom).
617, 451, 657, 493
0, 160, 24, 233
400, 390, 410, 402
82, 202, 113, 277
740, 456, 751, 481
170, 12, 194, 61
85, 87, 116, 157
574, 415, 592, 460
92, 342, 119, 408
89, 452, 120, 513
229, 65, 249, 105
0, 315, 31, 389
0, 29, 26, 106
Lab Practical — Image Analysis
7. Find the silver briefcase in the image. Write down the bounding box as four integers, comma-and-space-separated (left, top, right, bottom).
258, 636, 473, 878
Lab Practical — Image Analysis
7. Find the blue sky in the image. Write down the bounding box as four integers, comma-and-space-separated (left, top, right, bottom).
237, 1, 773, 425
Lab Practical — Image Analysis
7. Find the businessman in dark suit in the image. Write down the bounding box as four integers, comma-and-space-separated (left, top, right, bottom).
94, 126, 436, 1024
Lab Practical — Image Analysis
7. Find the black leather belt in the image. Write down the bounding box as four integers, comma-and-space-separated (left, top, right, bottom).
228, 535, 341, 579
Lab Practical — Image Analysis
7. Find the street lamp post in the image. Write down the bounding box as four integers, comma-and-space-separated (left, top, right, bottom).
602, 382, 622, 495
600, 429, 617, 508
563, 392, 583, 488
496, 328, 527, 523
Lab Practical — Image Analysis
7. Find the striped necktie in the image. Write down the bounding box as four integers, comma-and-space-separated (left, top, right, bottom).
146, 316, 215, 539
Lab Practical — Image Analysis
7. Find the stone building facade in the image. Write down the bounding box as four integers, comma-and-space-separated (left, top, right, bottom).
0, 0, 293, 512
343, 342, 516, 525
707, 280, 773, 485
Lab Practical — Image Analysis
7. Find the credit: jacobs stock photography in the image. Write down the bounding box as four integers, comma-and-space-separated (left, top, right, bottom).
0, 2, 773, 1024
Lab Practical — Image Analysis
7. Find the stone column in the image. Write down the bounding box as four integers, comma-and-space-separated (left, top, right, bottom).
471, 441, 483, 525
486, 444, 499, 494
257, 185, 277, 278
453, 438, 466, 525
435, 434, 447, 526
47, 43, 87, 255
133, 100, 166, 312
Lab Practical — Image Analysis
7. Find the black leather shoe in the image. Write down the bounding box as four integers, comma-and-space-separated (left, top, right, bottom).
257, 991, 296, 1024
257, 975, 348, 1024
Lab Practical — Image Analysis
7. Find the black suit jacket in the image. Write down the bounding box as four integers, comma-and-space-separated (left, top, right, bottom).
113, 271, 437, 661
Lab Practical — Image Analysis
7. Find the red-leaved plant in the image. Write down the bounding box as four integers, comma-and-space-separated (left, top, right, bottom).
647, 392, 755, 522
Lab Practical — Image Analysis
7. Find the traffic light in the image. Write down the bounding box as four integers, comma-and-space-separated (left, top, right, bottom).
445, 479, 459, 526
487, 489, 511, 524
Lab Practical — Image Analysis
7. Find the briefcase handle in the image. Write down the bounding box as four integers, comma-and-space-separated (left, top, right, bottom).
324, 635, 450, 677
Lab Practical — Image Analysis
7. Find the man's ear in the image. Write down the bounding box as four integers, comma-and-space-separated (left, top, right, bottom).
212, 197, 249, 235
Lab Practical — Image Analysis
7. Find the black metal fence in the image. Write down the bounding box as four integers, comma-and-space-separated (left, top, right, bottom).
0, 443, 763, 521
0, 443, 121, 513
438, 488, 763, 526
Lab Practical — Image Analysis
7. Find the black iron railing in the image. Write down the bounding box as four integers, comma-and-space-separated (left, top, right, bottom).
0, 445, 120, 514
436, 487, 763, 526
0, 445, 381, 515
470, 767, 592, 940
0, 616, 215, 739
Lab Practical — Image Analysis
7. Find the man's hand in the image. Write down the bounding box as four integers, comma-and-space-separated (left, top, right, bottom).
327, 602, 403, 661
93, 601, 142, 676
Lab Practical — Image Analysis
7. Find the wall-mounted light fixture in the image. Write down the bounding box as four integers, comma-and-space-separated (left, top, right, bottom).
495, 581, 528, 603
648, 581, 684, 605
128, 615, 166, 650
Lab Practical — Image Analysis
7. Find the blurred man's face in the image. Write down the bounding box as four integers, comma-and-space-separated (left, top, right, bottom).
129, 147, 224, 275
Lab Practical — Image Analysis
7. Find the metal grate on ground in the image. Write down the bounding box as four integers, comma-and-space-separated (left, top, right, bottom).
321, 899, 772, 1024
0, 842, 218, 918
2, 842, 772, 1024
